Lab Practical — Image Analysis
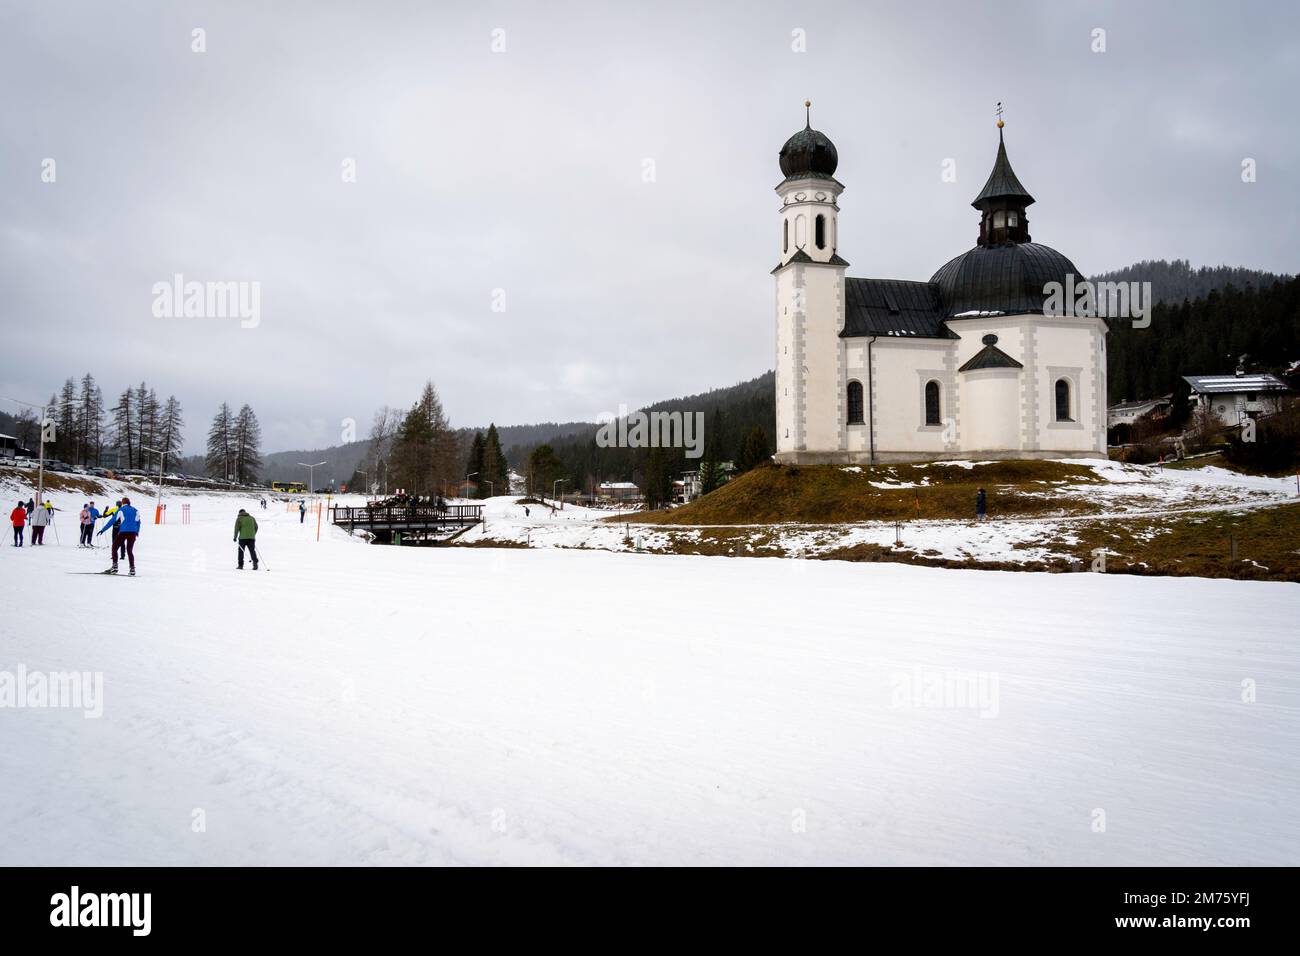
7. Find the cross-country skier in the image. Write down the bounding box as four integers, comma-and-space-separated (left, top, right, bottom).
29, 499, 51, 545
976, 487, 987, 522
299, 500, 306, 523
102, 496, 140, 574
97, 499, 124, 563
9, 501, 26, 547
233, 508, 259, 570
80, 501, 100, 547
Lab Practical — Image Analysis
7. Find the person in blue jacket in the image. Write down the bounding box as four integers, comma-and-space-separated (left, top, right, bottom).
99, 497, 141, 574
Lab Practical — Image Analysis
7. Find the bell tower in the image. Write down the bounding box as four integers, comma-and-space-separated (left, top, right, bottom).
773, 102, 848, 461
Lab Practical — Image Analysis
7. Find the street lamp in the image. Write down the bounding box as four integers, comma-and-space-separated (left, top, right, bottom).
297, 460, 326, 494
3, 395, 81, 507
553, 477, 568, 510
464, 471, 478, 499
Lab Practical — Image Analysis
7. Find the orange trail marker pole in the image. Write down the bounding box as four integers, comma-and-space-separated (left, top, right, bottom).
316, 499, 323, 542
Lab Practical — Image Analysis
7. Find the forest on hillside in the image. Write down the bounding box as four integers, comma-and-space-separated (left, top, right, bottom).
1091, 259, 1292, 306
1107, 276, 1300, 404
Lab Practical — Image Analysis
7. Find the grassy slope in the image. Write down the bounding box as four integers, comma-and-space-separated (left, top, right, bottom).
628, 460, 1105, 525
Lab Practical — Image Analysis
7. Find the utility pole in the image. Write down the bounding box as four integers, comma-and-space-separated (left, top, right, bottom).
3, 396, 81, 506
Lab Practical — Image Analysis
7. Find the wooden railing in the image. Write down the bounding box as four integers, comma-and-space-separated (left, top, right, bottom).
332, 504, 483, 528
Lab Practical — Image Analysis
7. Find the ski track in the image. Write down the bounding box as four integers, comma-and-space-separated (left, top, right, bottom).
0, 477, 1297, 865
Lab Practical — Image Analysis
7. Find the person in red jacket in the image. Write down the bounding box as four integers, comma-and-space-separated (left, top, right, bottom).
10, 502, 27, 547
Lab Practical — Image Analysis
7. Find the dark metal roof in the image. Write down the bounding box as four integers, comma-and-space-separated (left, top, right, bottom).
930, 242, 1082, 317
770, 249, 852, 274
779, 124, 839, 179
958, 341, 1024, 372
841, 278, 954, 339
972, 129, 1035, 208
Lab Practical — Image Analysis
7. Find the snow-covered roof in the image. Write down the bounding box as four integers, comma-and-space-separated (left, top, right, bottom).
1108, 394, 1172, 411
1182, 373, 1289, 395
599, 481, 638, 490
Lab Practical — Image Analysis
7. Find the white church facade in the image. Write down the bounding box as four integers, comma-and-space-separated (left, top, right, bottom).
773, 108, 1108, 464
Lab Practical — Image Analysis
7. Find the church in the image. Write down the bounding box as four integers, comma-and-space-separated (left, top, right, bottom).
773, 106, 1108, 464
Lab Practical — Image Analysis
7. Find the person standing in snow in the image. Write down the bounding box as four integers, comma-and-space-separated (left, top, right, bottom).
104, 496, 141, 575
299, 500, 306, 524
80, 501, 100, 547
975, 487, 987, 522
233, 508, 259, 570
29, 499, 51, 545
10, 501, 26, 546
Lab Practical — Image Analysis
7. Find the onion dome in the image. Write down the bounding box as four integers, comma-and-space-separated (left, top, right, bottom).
779, 101, 838, 179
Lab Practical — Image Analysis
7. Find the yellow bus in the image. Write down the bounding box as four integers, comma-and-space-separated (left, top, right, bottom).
271, 481, 307, 493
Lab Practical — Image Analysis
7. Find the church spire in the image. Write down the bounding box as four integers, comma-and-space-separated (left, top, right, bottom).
972, 104, 1034, 246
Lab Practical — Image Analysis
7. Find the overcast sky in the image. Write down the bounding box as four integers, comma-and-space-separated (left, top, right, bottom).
1, 0, 1296, 454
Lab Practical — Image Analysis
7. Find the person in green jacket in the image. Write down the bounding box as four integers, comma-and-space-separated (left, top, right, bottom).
233, 508, 259, 570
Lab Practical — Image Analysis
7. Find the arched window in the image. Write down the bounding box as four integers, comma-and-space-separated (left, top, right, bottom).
1055, 379, 1072, 422
783, 219, 789, 253
815, 214, 826, 250
846, 380, 864, 425
925, 380, 941, 426
993, 210, 1005, 228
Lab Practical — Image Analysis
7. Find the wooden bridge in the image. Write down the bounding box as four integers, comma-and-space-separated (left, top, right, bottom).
331, 503, 483, 543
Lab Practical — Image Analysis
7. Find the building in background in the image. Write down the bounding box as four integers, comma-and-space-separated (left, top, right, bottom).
773, 106, 1107, 464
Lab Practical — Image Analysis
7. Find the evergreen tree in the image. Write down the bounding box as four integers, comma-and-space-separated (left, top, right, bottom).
110, 387, 136, 469
527, 444, 563, 497
735, 425, 772, 472
232, 404, 262, 484
56, 379, 77, 461
205, 402, 234, 479
482, 423, 509, 496
132, 382, 159, 468
390, 381, 456, 497
76, 374, 105, 466
465, 431, 486, 497
699, 456, 724, 495
642, 446, 673, 509
160, 396, 185, 464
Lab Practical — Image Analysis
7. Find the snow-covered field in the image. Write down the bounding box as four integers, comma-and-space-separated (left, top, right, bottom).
1, 477, 1298, 865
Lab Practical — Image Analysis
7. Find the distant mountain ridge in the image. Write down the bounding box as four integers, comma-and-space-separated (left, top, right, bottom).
1091, 259, 1292, 305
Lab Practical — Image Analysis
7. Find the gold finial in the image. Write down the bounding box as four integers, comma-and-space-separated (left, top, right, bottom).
995, 101, 1005, 129
804, 100, 812, 128
805, 100, 812, 108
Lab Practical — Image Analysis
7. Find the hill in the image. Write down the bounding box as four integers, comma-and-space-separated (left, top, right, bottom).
1091, 258, 1292, 305
630, 459, 1106, 525
1106, 275, 1300, 405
